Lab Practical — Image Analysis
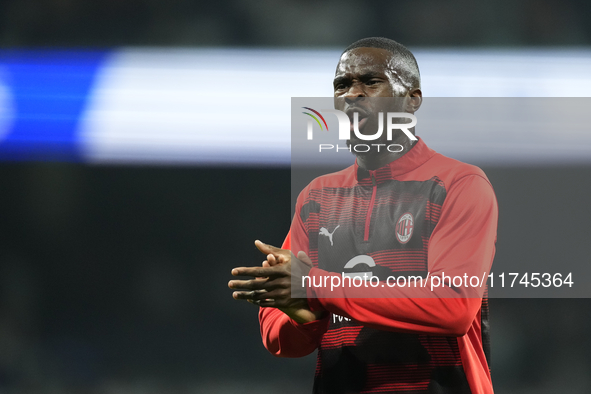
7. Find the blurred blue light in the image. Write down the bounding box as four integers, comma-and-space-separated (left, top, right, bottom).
0, 48, 590, 165
0, 50, 108, 161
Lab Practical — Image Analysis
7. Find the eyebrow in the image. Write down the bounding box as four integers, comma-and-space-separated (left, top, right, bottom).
333, 72, 385, 86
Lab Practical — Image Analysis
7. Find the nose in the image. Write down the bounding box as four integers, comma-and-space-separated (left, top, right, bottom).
344, 81, 366, 104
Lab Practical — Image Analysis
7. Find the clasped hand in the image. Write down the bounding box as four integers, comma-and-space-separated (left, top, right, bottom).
228, 240, 323, 324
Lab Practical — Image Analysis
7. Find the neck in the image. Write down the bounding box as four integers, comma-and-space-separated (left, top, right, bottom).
355, 135, 417, 171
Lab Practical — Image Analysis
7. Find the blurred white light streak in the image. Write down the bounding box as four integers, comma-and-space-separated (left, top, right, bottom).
78, 48, 591, 165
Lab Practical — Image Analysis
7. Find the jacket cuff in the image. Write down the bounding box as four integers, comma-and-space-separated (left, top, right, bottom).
288, 312, 329, 332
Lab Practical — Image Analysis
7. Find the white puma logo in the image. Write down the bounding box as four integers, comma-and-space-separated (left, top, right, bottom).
319, 225, 340, 246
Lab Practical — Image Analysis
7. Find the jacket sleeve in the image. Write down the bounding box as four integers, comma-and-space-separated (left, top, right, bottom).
306, 174, 498, 337
258, 230, 329, 357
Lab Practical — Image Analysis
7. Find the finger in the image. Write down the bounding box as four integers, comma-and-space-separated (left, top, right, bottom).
297, 251, 314, 267
233, 291, 251, 300
251, 288, 287, 301
255, 240, 286, 256
254, 296, 298, 308
228, 278, 270, 290
276, 253, 289, 264
267, 254, 278, 266
235, 280, 287, 292
232, 266, 284, 278
249, 295, 276, 305
232, 289, 268, 300
248, 281, 289, 297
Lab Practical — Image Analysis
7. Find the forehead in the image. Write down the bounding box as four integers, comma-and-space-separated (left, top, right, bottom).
335, 47, 394, 77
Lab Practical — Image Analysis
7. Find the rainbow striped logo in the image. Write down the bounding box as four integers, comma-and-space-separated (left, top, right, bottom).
302, 107, 329, 139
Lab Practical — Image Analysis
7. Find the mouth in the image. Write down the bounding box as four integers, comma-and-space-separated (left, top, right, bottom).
346, 107, 369, 133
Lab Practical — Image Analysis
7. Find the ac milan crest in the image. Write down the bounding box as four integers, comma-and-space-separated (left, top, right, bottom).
396, 212, 414, 244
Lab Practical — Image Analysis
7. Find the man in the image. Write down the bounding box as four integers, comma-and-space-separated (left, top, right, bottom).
229, 37, 497, 394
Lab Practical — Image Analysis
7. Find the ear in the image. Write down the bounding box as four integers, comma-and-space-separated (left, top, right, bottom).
406, 89, 422, 113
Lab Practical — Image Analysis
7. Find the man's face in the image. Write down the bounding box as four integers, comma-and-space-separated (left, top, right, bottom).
333, 47, 414, 146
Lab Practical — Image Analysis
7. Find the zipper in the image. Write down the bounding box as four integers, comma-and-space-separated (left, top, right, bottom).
364, 172, 377, 241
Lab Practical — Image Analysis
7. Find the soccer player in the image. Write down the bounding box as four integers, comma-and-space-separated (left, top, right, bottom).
229, 37, 498, 394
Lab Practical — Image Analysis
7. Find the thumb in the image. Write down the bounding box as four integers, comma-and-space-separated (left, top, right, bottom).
255, 240, 283, 256
297, 251, 313, 267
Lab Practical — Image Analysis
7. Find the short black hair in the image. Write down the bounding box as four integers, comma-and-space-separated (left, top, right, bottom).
342, 37, 421, 89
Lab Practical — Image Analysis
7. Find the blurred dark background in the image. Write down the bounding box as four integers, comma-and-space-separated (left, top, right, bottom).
1, 164, 591, 393
0, 0, 590, 47
1, 1, 591, 393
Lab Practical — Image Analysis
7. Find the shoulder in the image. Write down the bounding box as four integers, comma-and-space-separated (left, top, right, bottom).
298, 164, 357, 197
425, 152, 493, 192
423, 153, 498, 217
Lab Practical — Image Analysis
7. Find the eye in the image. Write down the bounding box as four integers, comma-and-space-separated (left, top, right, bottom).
334, 82, 347, 91
365, 79, 381, 86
